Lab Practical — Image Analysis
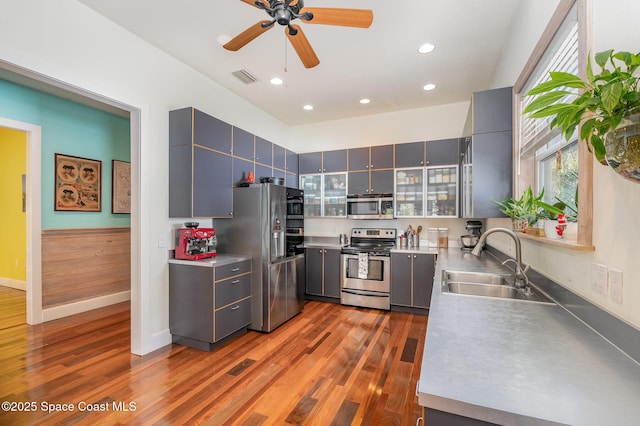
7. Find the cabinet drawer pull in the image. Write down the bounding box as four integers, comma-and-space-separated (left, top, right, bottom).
231, 279, 240, 284
231, 267, 240, 272
231, 305, 240, 311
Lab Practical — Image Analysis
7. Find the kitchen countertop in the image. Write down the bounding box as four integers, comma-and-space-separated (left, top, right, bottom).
168, 254, 251, 267
418, 248, 640, 425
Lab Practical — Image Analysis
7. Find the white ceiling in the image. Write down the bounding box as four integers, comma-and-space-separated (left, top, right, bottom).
77, 0, 523, 126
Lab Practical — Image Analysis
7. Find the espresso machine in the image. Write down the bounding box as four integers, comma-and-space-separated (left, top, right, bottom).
175, 222, 217, 260
460, 220, 483, 250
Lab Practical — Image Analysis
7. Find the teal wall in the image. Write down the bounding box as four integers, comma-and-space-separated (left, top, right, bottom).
0, 79, 130, 228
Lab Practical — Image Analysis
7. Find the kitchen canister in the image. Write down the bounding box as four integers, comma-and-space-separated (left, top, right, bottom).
427, 228, 438, 247
438, 228, 449, 248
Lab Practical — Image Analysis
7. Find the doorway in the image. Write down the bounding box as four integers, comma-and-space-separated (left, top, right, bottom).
0, 63, 142, 354
0, 127, 27, 328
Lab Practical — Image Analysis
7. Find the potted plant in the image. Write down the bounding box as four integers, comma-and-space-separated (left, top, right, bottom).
523, 49, 640, 182
494, 186, 563, 234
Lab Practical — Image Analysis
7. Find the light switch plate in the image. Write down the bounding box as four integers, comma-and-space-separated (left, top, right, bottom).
591, 263, 608, 296
609, 268, 623, 304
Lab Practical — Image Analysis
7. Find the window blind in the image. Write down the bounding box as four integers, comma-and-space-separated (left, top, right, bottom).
520, 18, 578, 157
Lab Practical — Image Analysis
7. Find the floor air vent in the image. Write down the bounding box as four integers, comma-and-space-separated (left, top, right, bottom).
232, 69, 259, 84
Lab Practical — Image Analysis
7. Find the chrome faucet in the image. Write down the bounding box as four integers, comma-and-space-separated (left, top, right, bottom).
471, 227, 530, 291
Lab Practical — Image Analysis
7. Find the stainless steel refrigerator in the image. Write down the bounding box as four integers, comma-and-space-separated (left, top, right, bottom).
215, 183, 305, 332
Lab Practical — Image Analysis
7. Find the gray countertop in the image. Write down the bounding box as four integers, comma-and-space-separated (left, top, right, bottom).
168, 254, 251, 267
418, 249, 640, 425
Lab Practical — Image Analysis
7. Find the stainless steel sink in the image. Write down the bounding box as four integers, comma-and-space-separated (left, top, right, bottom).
442, 270, 554, 304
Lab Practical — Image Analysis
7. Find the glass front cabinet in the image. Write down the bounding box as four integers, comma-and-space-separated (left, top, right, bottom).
395, 168, 425, 217
395, 166, 458, 218
426, 165, 458, 217
300, 173, 347, 217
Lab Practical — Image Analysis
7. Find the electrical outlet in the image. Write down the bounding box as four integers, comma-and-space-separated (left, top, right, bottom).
609, 268, 623, 304
591, 263, 608, 296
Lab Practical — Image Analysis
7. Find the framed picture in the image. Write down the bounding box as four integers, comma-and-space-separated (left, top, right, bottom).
112, 160, 131, 214
54, 153, 101, 212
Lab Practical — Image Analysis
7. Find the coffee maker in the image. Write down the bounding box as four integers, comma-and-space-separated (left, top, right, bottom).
175, 222, 217, 260
460, 220, 483, 250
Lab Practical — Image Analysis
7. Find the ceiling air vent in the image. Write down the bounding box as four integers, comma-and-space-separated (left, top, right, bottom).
232, 69, 259, 84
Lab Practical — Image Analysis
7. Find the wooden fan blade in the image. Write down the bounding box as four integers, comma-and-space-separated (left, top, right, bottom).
286, 25, 320, 68
240, 0, 269, 7
224, 21, 273, 51
301, 7, 373, 28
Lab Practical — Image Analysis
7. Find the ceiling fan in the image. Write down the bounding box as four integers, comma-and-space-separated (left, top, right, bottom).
224, 0, 373, 68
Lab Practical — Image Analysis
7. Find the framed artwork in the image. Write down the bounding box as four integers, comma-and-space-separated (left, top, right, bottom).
54, 153, 101, 212
112, 160, 131, 214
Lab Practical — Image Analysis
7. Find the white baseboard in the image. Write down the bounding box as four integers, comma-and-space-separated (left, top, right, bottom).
42, 291, 131, 322
0, 277, 27, 291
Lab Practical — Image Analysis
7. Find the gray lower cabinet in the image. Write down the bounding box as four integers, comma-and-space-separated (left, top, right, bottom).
391, 252, 435, 309
305, 247, 340, 298
169, 259, 252, 351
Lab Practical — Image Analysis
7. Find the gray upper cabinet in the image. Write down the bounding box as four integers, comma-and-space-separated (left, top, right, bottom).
255, 137, 273, 166
370, 144, 394, 169
286, 149, 298, 174
472, 86, 513, 134
233, 127, 254, 161
322, 149, 347, 173
463, 131, 513, 218
273, 144, 286, 170
299, 152, 323, 174
348, 171, 370, 194
169, 107, 233, 218
370, 170, 394, 193
193, 147, 233, 217
426, 138, 459, 166
193, 108, 232, 154
255, 163, 273, 181
348, 147, 370, 171
395, 141, 425, 168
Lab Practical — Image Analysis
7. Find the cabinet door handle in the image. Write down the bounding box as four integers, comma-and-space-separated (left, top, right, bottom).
231, 280, 240, 284
407, 255, 411, 258
231, 267, 240, 272
319, 249, 323, 253
231, 305, 240, 311
414, 255, 417, 259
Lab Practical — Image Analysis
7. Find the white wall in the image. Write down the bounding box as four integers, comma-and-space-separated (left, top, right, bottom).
485, 0, 640, 329
0, 0, 290, 355
289, 101, 470, 153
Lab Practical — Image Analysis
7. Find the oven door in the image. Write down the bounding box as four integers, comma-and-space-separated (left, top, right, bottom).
341, 254, 390, 293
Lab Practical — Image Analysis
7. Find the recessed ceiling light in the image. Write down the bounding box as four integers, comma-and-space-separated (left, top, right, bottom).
270, 77, 284, 85
418, 43, 435, 54
217, 34, 231, 45
423, 83, 436, 91
303, 104, 314, 111
359, 98, 370, 104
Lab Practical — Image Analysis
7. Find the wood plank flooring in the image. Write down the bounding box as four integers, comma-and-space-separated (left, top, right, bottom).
0, 286, 25, 330
0, 298, 428, 425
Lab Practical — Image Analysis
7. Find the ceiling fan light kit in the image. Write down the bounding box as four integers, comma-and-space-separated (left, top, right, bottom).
226, 0, 373, 68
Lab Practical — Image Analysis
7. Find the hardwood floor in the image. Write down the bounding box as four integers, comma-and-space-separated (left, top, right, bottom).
0, 286, 25, 330
0, 299, 428, 425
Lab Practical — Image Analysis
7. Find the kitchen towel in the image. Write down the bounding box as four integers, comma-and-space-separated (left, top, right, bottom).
358, 252, 369, 279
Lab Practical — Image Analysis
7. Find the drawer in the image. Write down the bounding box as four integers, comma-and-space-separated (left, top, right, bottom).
215, 297, 251, 341
215, 259, 251, 282
215, 273, 252, 309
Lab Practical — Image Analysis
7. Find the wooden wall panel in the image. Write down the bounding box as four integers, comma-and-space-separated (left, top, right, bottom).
42, 227, 130, 308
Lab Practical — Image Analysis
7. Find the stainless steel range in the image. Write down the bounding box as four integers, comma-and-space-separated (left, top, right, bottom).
340, 228, 396, 310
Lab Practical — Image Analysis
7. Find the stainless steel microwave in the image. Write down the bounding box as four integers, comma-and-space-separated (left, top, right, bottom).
346, 194, 394, 219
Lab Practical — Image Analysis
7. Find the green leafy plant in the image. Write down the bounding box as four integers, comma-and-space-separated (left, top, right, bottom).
494, 186, 563, 226
523, 49, 640, 164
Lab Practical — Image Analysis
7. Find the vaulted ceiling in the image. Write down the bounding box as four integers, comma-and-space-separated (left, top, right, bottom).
78, 0, 523, 125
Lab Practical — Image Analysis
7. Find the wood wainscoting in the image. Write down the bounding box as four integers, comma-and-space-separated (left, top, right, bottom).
41, 227, 130, 308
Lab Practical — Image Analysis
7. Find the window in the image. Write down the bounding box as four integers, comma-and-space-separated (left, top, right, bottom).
514, 0, 592, 247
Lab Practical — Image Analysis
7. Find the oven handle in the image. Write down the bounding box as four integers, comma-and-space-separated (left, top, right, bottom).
341, 289, 389, 298
342, 254, 390, 261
